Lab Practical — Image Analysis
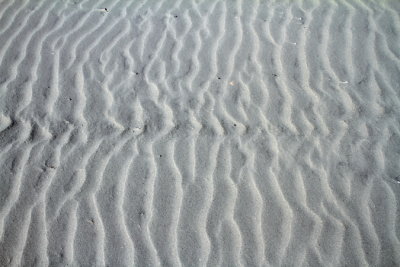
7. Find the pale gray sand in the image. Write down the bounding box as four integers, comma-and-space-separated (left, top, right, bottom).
0, 0, 400, 266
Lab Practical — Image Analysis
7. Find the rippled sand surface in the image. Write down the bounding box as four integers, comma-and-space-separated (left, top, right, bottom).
0, 0, 399, 266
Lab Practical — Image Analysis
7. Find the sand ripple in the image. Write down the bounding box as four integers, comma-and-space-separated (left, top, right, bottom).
0, 0, 400, 266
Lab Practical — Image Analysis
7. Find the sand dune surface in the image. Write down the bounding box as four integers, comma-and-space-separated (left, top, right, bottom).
0, 0, 400, 266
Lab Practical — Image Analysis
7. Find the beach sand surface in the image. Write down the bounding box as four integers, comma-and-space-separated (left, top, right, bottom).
0, 0, 399, 266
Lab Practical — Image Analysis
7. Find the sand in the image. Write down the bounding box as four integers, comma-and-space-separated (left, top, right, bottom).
0, 0, 399, 266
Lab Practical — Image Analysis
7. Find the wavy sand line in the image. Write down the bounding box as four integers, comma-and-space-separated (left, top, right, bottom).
0, 0, 400, 266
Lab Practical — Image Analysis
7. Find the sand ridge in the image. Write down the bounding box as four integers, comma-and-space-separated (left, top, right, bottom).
0, 0, 400, 266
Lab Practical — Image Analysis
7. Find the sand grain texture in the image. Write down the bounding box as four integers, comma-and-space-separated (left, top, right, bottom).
0, 0, 400, 266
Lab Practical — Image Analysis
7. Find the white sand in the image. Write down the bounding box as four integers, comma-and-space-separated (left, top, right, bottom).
0, 0, 399, 266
